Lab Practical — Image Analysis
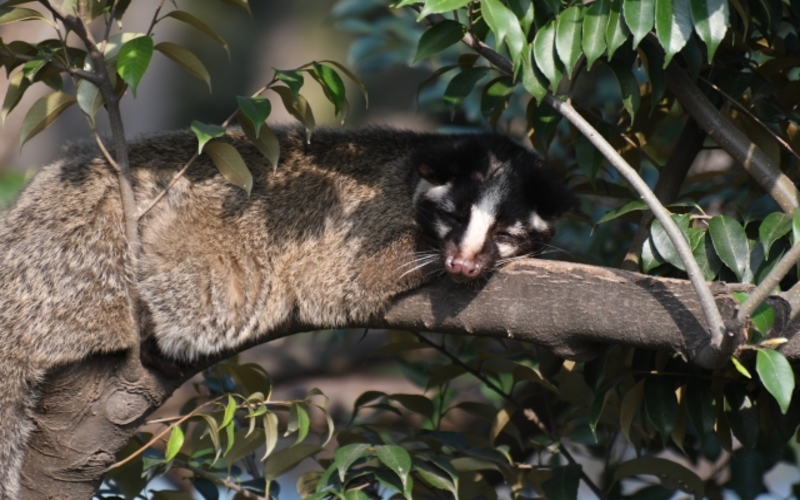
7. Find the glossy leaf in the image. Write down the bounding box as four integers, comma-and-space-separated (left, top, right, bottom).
418, 0, 472, 18
191, 120, 226, 155
623, 0, 656, 47
103, 32, 147, 62
443, 66, 490, 106
263, 444, 323, 482
376, 445, 412, 490
289, 403, 311, 445
732, 291, 776, 334
1, 70, 30, 124
533, 20, 561, 87
759, 212, 792, 259
204, 140, 253, 197
521, 46, 549, 103
116, 36, 153, 96
319, 59, 369, 107
644, 376, 678, 445
271, 86, 315, 142
154, 42, 211, 92
605, 58, 641, 119
239, 113, 280, 171
274, 69, 305, 102
606, 0, 631, 59
413, 461, 458, 497
162, 10, 230, 57
757, 349, 794, 414
613, 457, 704, 498
165, 426, 184, 462
0, 6, 53, 26
555, 6, 583, 78
508, 0, 535, 33
482, 0, 527, 69
311, 62, 346, 116
583, 0, 610, 69
480, 76, 514, 116
596, 200, 648, 224
236, 96, 271, 138
650, 214, 690, 271
76, 79, 104, 129
709, 215, 750, 282
414, 20, 466, 62
689, 228, 723, 281
334, 443, 371, 482
20, 91, 77, 146
655, 0, 693, 67
690, 0, 729, 60
731, 356, 753, 378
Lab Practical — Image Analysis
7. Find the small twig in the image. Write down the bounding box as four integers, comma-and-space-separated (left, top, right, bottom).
109, 395, 226, 470
410, 331, 606, 500
174, 459, 269, 500
0, 46, 99, 83
737, 241, 800, 323
146, 0, 168, 37
102, 1, 119, 43
135, 154, 199, 219
698, 74, 800, 164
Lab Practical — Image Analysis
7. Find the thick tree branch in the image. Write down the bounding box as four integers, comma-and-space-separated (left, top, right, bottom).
21, 259, 800, 498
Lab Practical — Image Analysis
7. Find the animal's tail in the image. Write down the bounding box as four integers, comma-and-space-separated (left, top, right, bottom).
0, 361, 43, 500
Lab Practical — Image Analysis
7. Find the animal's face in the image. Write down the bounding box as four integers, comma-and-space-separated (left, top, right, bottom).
412, 134, 577, 281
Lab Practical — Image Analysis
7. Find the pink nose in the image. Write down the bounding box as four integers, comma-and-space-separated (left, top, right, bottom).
445, 255, 482, 278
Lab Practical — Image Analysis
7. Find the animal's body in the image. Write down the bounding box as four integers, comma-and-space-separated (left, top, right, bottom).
0, 126, 576, 496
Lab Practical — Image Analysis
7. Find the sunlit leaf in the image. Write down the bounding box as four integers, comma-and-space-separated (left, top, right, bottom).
482, 0, 527, 69
164, 426, 184, 462
1, 70, 30, 124
204, 140, 253, 197
709, 215, 751, 282
413, 460, 458, 497
162, 10, 230, 57
76, 79, 104, 129
414, 20, 466, 62
319, 59, 369, 107
154, 42, 212, 92
606, 0, 631, 59
311, 62, 346, 117
236, 96, 271, 138
191, 120, 226, 155
521, 47, 549, 103
116, 36, 153, 96
583, 0, 610, 69
334, 443, 371, 482
20, 91, 77, 146
759, 212, 792, 259
0, 6, 53, 26
262, 410, 279, 460
555, 6, 583, 78
623, 0, 656, 47
533, 20, 561, 88
757, 349, 794, 414
650, 214, 690, 271
274, 69, 305, 102
418, 0, 472, 18
376, 445, 412, 490
655, 0, 694, 66
690, 0, 729, 60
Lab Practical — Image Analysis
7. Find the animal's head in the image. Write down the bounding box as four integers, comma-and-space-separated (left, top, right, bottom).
412, 134, 578, 281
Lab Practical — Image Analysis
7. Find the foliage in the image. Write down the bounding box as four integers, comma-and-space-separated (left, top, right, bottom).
2, 0, 800, 498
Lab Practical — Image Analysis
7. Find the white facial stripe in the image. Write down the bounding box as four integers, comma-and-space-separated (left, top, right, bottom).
423, 182, 452, 204
460, 183, 503, 257
412, 179, 436, 204
435, 221, 449, 238
529, 211, 550, 232
505, 221, 526, 236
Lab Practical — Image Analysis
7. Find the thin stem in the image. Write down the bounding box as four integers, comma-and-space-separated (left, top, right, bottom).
146, 0, 168, 37
0, 46, 99, 83
109, 395, 226, 469
174, 459, 269, 500
738, 241, 800, 323
410, 332, 606, 500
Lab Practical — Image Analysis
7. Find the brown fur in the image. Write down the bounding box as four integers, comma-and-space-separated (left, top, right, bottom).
0, 126, 457, 496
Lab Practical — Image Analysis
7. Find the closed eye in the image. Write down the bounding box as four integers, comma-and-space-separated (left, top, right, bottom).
440, 211, 465, 226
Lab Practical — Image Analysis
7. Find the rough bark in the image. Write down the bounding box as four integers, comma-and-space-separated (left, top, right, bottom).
20, 258, 800, 499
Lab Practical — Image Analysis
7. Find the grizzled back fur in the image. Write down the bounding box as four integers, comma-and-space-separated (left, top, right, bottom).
0, 126, 575, 497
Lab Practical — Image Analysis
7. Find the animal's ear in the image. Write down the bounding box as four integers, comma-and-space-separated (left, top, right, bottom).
411, 148, 454, 185
417, 162, 438, 181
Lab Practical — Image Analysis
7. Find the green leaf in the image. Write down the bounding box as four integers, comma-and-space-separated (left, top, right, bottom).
655, 0, 694, 67
605, 58, 641, 119
541, 465, 582, 500
620, 379, 644, 442
709, 215, 751, 282
154, 42, 211, 92
224, 428, 264, 467
290, 403, 311, 446
650, 214, 690, 271
689, 228, 723, 281
334, 443, 371, 482
482, 0, 527, 69
555, 6, 583, 78
509, 0, 535, 33
644, 376, 678, 445
204, 140, 253, 197
575, 133, 604, 187
1, 70, 30, 124
606, 0, 631, 59
262, 410, 279, 460
642, 235, 665, 272
583, 0, 610, 69
690, 0, 729, 61
414, 20, 466, 63
376, 445, 412, 490
757, 349, 794, 414
413, 460, 458, 497
165, 426, 184, 462
19, 91, 77, 146
759, 212, 792, 259
218, 0, 251, 15
191, 120, 226, 155
418, 0, 472, 18
390, 393, 434, 420
443, 66, 490, 106
116, 36, 153, 97
103, 32, 147, 62
731, 356, 753, 378
480, 76, 514, 117
76, 79, 104, 129
271, 87, 315, 142
162, 10, 230, 57
263, 444, 323, 482
521, 47, 549, 103
311, 62, 346, 117
220, 394, 237, 429
238, 113, 280, 171
596, 200, 648, 224
319, 59, 369, 108
623, 0, 656, 47
274, 69, 305, 102
526, 99, 562, 154
733, 291, 777, 335
533, 20, 561, 88
613, 457, 704, 498
0, 6, 53, 26
236, 96, 271, 138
